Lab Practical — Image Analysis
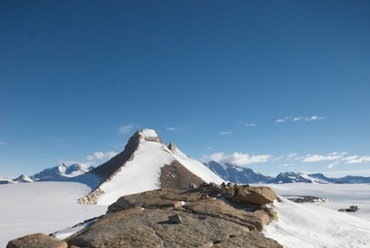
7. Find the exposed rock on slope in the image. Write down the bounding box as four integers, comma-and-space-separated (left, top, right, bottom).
206, 161, 272, 183
78, 129, 224, 205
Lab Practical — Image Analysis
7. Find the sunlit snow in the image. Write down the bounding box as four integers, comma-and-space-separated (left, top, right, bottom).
264, 183, 370, 248
0, 182, 106, 248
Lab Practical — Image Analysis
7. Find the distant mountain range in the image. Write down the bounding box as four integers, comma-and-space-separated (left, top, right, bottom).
205, 161, 370, 184
2, 129, 370, 190
0, 174, 34, 184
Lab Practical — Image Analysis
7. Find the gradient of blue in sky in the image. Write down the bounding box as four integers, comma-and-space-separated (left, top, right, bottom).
1, 0, 370, 177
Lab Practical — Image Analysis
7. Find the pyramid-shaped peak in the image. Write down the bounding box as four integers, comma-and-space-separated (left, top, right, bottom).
78, 128, 224, 205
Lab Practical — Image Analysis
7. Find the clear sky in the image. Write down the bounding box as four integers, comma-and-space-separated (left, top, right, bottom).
1, 0, 370, 177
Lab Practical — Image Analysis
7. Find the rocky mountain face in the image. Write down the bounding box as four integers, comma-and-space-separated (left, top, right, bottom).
8, 183, 283, 248
269, 172, 313, 184
78, 129, 224, 205
333, 175, 370, 184
206, 161, 272, 183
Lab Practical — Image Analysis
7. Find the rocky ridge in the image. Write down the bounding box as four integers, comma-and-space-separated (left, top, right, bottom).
8, 183, 282, 248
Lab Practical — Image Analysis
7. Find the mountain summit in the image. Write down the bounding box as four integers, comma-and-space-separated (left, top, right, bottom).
78, 129, 224, 205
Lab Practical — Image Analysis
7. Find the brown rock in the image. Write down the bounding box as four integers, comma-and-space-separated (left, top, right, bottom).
108, 189, 184, 212
7, 233, 67, 248
227, 186, 279, 206
183, 198, 275, 231
66, 209, 282, 248
10, 185, 282, 248
168, 214, 183, 224
159, 161, 205, 189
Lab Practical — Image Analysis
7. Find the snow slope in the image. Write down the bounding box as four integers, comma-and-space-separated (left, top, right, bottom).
94, 129, 223, 205
97, 138, 174, 205
264, 183, 370, 248
0, 182, 106, 248
268, 183, 370, 221
264, 198, 370, 248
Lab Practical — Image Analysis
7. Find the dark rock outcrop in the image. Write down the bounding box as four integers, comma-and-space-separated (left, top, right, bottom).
160, 161, 205, 189
7, 233, 67, 248
67, 209, 281, 248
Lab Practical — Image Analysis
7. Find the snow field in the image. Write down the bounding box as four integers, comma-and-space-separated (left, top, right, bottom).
0, 182, 106, 248
264, 183, 370, 248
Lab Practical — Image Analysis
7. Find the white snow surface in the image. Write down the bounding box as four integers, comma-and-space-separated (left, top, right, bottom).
141, 128, 158, 138
264, 183, 370, 248
0, 182, 106, 247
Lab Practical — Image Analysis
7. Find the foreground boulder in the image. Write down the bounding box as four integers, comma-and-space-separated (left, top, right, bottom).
226, 185, 280, 206
8, 184, 282, 248
67, 209, 280, 248
66, 184, 281, 247
7, 233, 67, 248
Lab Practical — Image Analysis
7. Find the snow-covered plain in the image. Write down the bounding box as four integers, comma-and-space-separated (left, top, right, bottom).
264, 183, 370, 248
1, 181, 370, 248
0, 182, 106, 247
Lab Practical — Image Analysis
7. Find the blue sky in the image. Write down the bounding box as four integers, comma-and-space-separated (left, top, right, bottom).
1, 0, 370, 177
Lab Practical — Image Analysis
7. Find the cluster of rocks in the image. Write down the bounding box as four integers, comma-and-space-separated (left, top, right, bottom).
284, 195, 327, 203
7, 183, 283, 248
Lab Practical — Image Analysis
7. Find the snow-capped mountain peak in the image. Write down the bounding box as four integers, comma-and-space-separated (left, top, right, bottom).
78, 129, 224, 205
14, 174, 34, 183
32, 162, 93, 181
